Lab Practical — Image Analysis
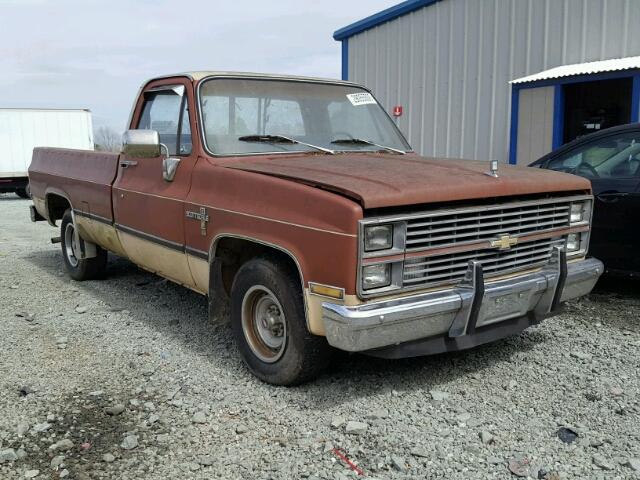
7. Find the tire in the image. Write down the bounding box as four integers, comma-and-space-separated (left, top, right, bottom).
60, 209, 107, 281
230, 256, 332, 385
15, 187, 29, 199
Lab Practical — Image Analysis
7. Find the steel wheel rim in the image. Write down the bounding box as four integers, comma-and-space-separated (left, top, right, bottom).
64, 222, 79, 268
241, 286, 287, 363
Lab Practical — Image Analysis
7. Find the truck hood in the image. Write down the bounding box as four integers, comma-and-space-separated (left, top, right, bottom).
224, 153, 591, 209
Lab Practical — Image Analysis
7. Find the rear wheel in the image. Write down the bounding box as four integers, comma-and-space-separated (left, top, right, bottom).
230, 256, 332, 385
60, 210, 107, 281
15, 187, 29, 199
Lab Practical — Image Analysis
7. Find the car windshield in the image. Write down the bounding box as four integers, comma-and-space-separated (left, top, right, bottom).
199, 78, 411, 156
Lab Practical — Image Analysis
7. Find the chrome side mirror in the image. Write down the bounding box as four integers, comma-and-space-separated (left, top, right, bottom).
122, 130, 161, 158
163, 157, 181, 182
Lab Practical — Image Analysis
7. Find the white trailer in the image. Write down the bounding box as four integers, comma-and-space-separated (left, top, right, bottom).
0, 108, 94, 197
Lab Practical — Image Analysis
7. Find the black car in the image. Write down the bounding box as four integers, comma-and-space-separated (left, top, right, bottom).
530, 123, 640, 276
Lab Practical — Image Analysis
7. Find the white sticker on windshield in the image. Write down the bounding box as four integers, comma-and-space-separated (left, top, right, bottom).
346, 92, 377, 106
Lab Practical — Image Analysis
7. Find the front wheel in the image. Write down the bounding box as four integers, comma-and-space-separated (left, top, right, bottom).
230, 256, 332, 385
61, 210, 107, 281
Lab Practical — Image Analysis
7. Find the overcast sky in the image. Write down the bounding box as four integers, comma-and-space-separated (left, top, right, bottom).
0, 0, 394, 133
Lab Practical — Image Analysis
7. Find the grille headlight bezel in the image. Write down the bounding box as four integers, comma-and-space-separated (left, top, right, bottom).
358, 218, 406, 296
566, 199, 592, 258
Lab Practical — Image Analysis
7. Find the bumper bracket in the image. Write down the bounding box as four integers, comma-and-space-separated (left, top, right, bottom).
448, 261, 485, 338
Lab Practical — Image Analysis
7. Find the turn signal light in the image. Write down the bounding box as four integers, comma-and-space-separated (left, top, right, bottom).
309, 282, 344, 300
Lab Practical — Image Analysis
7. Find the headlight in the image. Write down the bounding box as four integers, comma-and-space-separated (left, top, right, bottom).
570, 202, 586, 223
566, 232, 589, 257
364, 224, 393, 252
362, 263, 391, 290
566, 233, 581, 252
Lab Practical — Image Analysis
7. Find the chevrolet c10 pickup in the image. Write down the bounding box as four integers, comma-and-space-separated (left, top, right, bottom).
29, 72, 603, 385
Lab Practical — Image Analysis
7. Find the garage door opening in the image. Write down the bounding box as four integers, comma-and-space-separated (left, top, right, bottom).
563, 78, 632, 143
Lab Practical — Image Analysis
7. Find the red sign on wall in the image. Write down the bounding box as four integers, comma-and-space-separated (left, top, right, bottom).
392, 105, 403, 117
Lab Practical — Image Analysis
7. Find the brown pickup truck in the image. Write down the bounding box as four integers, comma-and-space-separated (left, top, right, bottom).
29, 72, 603, 385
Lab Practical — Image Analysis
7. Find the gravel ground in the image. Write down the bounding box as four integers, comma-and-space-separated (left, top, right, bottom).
0, 194, 639, 480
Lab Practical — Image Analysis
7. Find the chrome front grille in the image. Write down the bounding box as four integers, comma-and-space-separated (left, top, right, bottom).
403, 237, 566, 288
405, 199, 572, 251
358, 194, 591, 298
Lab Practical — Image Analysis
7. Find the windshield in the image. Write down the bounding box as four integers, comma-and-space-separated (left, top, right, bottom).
198, 78, 411, 156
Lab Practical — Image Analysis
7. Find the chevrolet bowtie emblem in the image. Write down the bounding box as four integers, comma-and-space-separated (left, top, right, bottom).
491, 234, 518, 250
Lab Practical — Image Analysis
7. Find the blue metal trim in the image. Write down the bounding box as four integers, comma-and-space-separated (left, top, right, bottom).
341, 39, 349, 81
552, 85, 565, 150
631, 74, 640, 122
508, 86, 520, 165
510, 69, 640, 163
333, 0, 443, 40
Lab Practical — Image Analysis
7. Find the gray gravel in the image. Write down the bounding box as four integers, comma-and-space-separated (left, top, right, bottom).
1, 194, 639, 479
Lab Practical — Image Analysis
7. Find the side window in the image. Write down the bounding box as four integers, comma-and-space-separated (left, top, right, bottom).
547, 134, 640, 179
137, 89, 191, 156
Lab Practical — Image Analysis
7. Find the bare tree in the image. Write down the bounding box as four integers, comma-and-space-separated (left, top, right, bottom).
94, 126, 122, 152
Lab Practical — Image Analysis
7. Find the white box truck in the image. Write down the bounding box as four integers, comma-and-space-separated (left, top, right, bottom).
0, 108, 94, 197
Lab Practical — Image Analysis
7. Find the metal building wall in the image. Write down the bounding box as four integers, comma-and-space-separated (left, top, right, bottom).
346, 0, 640, 162
515, 86, 554, 166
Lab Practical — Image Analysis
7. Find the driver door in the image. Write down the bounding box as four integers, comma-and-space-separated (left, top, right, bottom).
590, 174, 640, 272
112, 79, 198, 286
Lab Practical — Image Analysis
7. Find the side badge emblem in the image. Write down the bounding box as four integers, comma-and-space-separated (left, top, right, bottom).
186, 207, 209, 236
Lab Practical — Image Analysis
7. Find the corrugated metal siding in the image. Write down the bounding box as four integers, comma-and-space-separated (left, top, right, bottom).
347, 0, 640, 162
512, 56, 640, 83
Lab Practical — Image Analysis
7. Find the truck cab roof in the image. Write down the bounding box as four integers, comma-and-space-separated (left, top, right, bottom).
151, 71, 362, 86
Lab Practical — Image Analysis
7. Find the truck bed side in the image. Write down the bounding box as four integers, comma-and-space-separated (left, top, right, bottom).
29, 147, 120, 223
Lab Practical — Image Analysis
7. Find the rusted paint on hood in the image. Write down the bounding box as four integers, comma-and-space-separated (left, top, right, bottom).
223, 153, 591, 209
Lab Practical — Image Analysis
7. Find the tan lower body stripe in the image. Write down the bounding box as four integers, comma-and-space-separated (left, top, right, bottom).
73, 209, 209, 260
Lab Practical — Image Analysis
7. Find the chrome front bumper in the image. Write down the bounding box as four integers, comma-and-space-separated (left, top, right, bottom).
322, 249, 603, 354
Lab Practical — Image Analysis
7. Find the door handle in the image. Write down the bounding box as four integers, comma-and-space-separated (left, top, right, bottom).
120, 159, 138, 168
596, 191, 628, 203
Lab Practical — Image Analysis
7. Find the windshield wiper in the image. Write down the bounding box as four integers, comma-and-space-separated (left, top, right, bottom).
238, 134, 335, 154
331, 138, 406, 155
